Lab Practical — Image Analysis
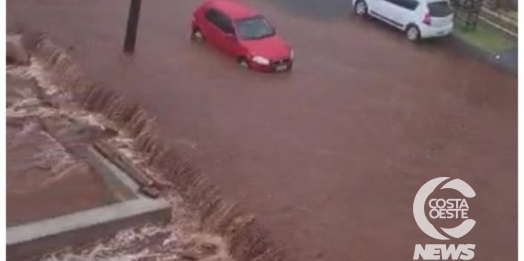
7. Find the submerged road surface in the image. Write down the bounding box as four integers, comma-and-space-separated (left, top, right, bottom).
8, 0, 517, 260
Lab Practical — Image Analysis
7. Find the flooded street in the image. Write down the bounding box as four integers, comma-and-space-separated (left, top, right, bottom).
7, 0, 517, 260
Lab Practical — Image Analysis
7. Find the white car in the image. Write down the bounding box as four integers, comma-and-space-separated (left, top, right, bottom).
352, 0, 454, 41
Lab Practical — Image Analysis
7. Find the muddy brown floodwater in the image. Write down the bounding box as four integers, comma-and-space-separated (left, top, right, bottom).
7, 0, 517, 260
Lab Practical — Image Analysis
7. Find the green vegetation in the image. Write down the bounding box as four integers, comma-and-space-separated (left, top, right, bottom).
453, 22, 517, 53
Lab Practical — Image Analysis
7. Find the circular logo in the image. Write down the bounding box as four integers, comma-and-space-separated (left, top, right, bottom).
413, 177, 476, 240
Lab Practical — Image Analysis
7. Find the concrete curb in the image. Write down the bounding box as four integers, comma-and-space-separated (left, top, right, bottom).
7, 198, 170, 260
7, 148, 171, 261
449, 34, 517, 75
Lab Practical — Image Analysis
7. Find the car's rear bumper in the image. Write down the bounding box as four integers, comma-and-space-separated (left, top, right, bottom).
420, 23, 454, 38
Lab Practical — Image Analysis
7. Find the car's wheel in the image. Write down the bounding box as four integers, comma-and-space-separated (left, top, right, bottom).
354, 0, 368, 16
238, 57, 250, 69
406, 25, 420, 42
190, 26, 204, 41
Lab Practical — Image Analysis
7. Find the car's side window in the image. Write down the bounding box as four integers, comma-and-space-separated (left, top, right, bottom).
204, 8, 220, 24
402, 0, 419, 10
215, 11, 235, 34
205, 8, 234, 34
383, 0, 398, 5
389, 0, 419, 10
383, 0, 402, 8
383, 0, 418, 10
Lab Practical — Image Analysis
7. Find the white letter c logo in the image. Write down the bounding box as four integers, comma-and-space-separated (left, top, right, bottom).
413, 177, 476, 240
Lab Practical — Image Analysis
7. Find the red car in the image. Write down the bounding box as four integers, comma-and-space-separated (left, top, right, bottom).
191, 0, 294, 72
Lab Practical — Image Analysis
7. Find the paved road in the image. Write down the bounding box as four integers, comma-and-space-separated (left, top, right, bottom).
7, 0, 517, 260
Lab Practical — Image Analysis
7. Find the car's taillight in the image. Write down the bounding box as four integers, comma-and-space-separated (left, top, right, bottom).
423, 11, 431, 25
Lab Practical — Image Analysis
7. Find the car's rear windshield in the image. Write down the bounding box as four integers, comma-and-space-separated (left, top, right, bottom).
235, 16, 275, 40
427, 1, 453, 17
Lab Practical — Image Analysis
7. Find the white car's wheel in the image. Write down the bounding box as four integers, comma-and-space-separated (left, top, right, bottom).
354, 0, 367, 16
406, 25, 420, 41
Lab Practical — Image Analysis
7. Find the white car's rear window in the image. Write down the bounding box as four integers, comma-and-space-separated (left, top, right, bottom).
427, 1, 453, 17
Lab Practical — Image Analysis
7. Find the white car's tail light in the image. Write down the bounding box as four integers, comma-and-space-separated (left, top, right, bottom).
423, 11, 431, 25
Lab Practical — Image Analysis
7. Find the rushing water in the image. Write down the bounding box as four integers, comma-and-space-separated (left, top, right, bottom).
7, 37, 282, 261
